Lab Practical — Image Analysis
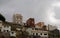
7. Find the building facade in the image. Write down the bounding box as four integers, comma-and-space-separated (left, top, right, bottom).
26, 18, 35, 27
31, 28, 48, 38
13, 14, 23, 24
35, 22, 44, 28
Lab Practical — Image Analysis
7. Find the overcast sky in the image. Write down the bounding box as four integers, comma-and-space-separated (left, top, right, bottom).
0, 0, 60, 29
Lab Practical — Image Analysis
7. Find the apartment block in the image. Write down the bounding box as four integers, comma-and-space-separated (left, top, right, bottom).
13, 14, 23, 24
26, 18, 35, 27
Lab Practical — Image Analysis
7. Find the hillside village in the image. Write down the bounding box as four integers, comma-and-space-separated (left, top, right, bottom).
0, 13, 60, 38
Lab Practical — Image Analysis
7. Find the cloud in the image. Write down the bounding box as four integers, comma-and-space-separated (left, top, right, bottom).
0, 0, 56, 22
0, 0, 60, 29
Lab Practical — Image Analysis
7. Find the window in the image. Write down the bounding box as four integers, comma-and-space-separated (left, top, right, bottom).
11, 32, 14, 34
36, 33, 38, 36
4, 30, 6, 32
16, 16, 19, 20
44, 33, 47, 35
35, 28, 38, 30
40, 33, 42, 35
32, 28, 34, 30
33, 33, 34, 35
7, 30, 8, 32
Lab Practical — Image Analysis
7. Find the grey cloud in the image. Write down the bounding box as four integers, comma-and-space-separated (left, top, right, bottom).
0, 0, 60, 28
54, 7, 60, 19
0, 0, 11, 5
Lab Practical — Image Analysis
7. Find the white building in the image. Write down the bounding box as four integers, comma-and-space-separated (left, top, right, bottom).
31, 28, 48, 38
13, 14, 23, 25
10, 31, 16, 37
27, 27, 48, 38
1, 25, 11, 32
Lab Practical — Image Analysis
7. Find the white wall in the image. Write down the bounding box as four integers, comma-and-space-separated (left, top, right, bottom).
31, 30, 48, 37
10, 31, 16, 37
1, 25, 11, 32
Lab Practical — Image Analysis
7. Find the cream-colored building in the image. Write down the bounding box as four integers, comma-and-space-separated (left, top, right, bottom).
13, 14, 23, 24
31, 28, 48, 38
26, 27, 48, 38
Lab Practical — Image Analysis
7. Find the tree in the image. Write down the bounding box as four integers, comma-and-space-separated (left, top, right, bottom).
0, 14, 5, 22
